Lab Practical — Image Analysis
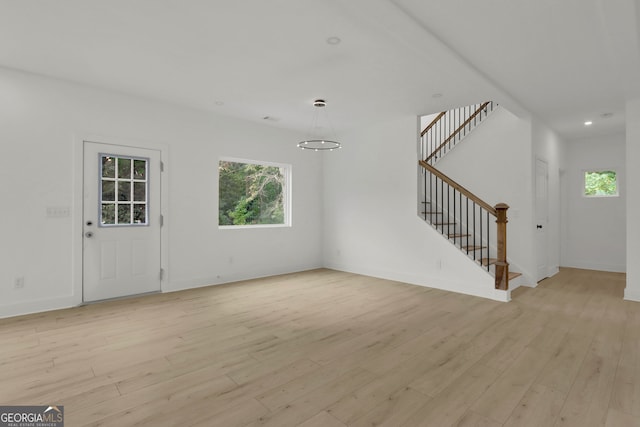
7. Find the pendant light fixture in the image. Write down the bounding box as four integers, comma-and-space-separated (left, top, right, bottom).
297, 99, 342, 151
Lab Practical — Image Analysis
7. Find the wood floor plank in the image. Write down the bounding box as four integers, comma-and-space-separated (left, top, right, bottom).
503, 383, 566, 427
348, 386, 429, 427
608, 364, 640, 419
402, 362, 501, 426
554, 333, 623, 427
534, 332, 592, 394
470, 348, 552, 423
249, 367, 376, 426
603, 408, 640, 427
454, 410, 502, 427
69, 371, 238, 426
297, 411, 347, 427
255, 362, 368, 412
326, 355, 433, 423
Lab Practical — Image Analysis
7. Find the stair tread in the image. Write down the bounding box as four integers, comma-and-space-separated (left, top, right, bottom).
434, 222, 457, 225
481, 257, 497, 266
421, 211, 443, 215
509, 272, 522, 280
448, 233, 470, 238
462, 245, 486, 251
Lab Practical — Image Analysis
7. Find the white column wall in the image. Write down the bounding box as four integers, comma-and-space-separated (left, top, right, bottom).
626, 98, 640, 301
532, 119, 564, 279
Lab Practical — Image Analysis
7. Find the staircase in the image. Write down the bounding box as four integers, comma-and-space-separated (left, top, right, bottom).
418, 102, 521, 290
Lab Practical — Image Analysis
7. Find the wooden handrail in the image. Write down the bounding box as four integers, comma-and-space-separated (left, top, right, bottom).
419, 160, 497, 216
420, 111, 446, 137
424, 102, 491, 163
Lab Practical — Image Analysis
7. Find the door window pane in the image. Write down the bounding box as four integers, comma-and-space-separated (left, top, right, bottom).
118, 182, 131, 201
102, 204, 116, 224
133, 159, 146, 179
118, 204, 131, 223
100, 155, 149, 226
102, 156, 115, 178
133, 182, 146, 201
133, 204, 146, 223
102, 181, 115, 201
118, 158, 132, 179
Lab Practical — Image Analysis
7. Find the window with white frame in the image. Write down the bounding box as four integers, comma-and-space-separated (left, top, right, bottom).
218, 158, 291, 227
583, 170, 618, 197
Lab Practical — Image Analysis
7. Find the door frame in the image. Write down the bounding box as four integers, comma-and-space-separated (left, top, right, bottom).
72, 134, 169, 306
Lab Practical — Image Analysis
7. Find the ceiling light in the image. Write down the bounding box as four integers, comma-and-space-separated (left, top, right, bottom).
584, 121, 593, 126
432, 93, 443, 98
326, 36, 341, 45
601, 112, 613, 118
215, 101, 224, 106
297, 99, 342, 151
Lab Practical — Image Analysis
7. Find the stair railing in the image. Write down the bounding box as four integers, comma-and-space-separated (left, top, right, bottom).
419, 160, 510, 290
421, 101, 496, 165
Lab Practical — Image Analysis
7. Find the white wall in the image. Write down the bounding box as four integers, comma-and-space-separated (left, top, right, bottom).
0, 67, 324, 318
626, 98, 640, 301
560, 134, 626, 272
435, 108, 537, 285
533, 119, 564, 278
322, 115, 508, 302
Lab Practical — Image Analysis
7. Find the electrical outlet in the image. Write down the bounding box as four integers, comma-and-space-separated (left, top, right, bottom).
14, 277, 25, 289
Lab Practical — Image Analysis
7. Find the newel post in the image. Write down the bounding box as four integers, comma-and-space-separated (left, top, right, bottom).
494, 203, 509, 290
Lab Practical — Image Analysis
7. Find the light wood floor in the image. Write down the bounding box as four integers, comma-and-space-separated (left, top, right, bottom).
0, 268, 637, 426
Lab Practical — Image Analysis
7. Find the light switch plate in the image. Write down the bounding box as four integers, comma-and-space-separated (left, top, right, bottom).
46, 206, 70, 218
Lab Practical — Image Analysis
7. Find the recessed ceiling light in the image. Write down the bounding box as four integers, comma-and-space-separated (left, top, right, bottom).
326, 36, 341, 45
601, 112, 613, 118
215, 101, 224, 106
432, 93, 443, 98
584, 121, 593, 126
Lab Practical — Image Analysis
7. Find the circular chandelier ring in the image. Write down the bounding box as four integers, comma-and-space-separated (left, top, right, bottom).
297, 139, 342, 151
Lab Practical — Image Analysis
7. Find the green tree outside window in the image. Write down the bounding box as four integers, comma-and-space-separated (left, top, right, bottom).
584, 170, 618, 197
219, 160, 287, 226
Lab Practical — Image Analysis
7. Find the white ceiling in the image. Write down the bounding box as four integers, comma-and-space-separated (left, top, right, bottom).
1, 0, 638, 140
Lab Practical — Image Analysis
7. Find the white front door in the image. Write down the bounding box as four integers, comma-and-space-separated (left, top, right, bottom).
535, 158, 549, 282
83, 141, 162, 302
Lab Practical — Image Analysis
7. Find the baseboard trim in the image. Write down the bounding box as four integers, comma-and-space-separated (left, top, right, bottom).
0, 295, 77, 319
324, 261, 509, 302
561, 260, 626, 273
624, 288, 640, 302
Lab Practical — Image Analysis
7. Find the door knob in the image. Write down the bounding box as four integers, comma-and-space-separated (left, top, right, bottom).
85, 231, 94, 238
536, 224, 543, 229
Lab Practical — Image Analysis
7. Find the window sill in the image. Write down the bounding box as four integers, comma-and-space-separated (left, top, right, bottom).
218, 224, 291, 230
